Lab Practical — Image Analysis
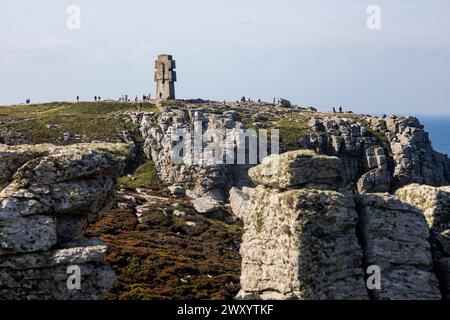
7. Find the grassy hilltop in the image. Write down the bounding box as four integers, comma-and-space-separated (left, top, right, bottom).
0, 101, 156, 144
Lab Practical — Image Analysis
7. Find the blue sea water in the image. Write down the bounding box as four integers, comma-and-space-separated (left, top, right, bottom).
418, 115, 450, 157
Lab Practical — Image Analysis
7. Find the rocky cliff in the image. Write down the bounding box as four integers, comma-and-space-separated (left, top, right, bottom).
131, 105, 255, 216
131, 101, 450, 206
301, 115, 450, 192
230, 150, 443, 300
396, 184, 450, 299
1, 100, 449, 300
0, 143, 130, 299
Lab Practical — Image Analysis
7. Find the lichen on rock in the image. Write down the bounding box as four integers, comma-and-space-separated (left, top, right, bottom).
0, 143, 130, 300
231, 151, 367, 300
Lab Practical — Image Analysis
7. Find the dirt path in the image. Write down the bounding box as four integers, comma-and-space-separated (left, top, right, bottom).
34, 105, 69, 114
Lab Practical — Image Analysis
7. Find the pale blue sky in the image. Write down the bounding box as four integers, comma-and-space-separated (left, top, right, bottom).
1, 0, 450, 114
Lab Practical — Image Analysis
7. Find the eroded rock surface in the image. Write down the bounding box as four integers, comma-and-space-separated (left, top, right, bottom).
231, 150, 367, 300
300, 116, 450, 192
356, 193, 441, 300
396, 184, 450, 299
0, 143, 130, 300
231, 150, 443, 300
132, 107, 256, 207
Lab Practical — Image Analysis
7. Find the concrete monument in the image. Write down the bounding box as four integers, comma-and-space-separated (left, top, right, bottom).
155, 54, 176, 100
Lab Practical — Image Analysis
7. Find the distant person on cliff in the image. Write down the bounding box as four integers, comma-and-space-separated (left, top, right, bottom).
94, 96, 97, 102
333, 107, 336, 113
339, 106, 343, 113
76, 96, 79, 102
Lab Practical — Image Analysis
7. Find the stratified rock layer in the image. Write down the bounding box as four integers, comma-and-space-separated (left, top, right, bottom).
231, 150, 368, 300
300, 115, 450, 192
396, 184, 450, 299
231, 150, 443, 300
0, 143, 130, 300
356, 193, 441, 300
248, 149, 342, 189
132, 107, 256, 212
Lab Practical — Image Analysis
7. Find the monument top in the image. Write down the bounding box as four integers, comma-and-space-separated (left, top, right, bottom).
155, 54, 176, 100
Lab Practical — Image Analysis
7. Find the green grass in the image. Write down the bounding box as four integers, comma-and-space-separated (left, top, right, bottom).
277, 118, 314, 151
117, 160, 162, 189
0, 101, 156, 144
363, 126, 390, 145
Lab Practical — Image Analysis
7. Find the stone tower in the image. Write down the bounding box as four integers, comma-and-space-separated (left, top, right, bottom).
155, 54, 176, 100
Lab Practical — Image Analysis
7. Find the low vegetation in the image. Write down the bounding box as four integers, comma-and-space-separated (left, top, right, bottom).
86, 191, 243, 300
0, 101, 156, 144
277, 118, 314, 151
118, 160, 162, 189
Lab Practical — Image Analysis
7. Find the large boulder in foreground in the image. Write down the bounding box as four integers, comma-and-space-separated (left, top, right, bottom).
356, 193, 441, 300
231, 150, 367, 300
396, 184, 450, 299
231, 150, 443, 300
248, 150, 342, 190
0, 143, 130, 300
231, 186, 367, 300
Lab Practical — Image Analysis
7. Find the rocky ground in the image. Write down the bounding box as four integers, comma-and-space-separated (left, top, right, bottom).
1, 99, 450, 300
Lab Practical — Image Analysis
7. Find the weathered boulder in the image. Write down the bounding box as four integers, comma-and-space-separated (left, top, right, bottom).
0, 144, 51, 190
232, 149, 444, 300
276, 99, 292, 108
231, 151, 367, 300
192, 195, 221, 214
0, 130, 28, 146
357, 146, 390, 193
395, 184, 450, 231
396, 184, 450, 299
133, 107, 256, 211
248, 150, 342, 190
300, 117, 381, 186
0, 215, 57, 255
299, 115, 450, 192
0, 143, 130, 300
356, 193, 441, 300
0, 239, 115, 300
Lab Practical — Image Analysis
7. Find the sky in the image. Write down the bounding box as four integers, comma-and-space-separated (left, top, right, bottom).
1, 0, 450, 115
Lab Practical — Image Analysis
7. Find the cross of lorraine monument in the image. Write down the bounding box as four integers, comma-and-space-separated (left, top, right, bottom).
155, 54, 176, 100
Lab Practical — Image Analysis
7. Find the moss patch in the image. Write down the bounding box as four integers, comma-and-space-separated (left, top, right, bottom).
118, 160, 162, 189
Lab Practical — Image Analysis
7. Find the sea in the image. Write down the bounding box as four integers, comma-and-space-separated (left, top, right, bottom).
418, 115, 450, 157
